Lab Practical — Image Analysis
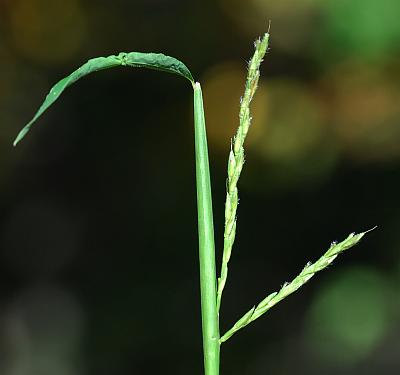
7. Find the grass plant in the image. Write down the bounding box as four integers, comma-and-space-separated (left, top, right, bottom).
14, 30, 372, 375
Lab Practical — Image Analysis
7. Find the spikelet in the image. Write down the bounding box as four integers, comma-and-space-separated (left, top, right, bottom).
217, 33, 270, 312
220, 230, 374, 343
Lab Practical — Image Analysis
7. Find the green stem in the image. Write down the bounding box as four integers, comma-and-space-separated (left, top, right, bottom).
193, 82, 220, 375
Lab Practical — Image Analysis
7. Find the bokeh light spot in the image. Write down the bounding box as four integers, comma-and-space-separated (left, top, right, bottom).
253, 79, 325, 162
249, 79, 340, 191
305, 266, 390, 365
322, 62, 400, 162
2, 284, 84, 375
202, 61, 268, 151
220, 0, 320, 53
318, 0, 400, 60
7, 0, 87, 64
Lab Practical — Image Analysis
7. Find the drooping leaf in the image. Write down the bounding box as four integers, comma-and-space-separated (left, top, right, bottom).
123, 52, 194, 82
14, 52, 194, 146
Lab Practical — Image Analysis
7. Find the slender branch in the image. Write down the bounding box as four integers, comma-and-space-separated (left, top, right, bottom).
220, 229, 374, 343
217, 32, 270, 312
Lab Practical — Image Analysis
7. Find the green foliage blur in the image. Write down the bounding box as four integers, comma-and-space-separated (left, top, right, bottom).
0, 0, 399, 374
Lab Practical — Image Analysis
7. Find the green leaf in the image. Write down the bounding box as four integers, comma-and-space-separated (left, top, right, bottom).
124, 52, 194, 82
13, 52, 194, 146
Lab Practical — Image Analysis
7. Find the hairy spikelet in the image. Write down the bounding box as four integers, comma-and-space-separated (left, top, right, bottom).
217, 32, 270, 312
220, 229, 374, 343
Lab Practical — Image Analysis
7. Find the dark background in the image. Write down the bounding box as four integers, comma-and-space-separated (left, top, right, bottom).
1, 0, 400, 374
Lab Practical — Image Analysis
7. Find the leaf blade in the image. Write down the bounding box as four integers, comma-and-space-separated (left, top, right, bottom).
124, 52, 194, 82
14, 52, 194, 146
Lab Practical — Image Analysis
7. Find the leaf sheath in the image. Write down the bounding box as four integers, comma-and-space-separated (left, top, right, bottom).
193, 82, 220, 375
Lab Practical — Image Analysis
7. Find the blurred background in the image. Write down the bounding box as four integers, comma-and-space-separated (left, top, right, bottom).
0, 0, 399, 374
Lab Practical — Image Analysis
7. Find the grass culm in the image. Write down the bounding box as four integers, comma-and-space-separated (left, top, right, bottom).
13, 29, 373, 375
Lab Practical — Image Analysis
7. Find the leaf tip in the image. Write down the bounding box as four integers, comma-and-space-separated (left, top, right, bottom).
13, 125, 31, 146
